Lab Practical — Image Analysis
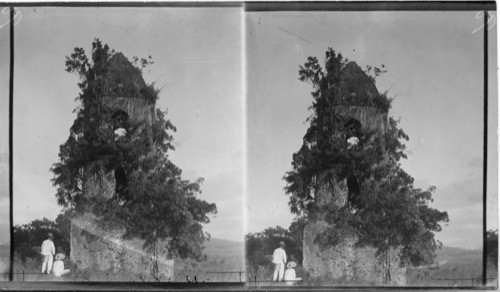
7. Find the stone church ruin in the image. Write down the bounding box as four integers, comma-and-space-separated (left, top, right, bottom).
70, 52, 174, 281
300, 62, 406, 285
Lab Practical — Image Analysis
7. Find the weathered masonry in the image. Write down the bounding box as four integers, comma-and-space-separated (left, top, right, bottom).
302, 62, 406, 285
71, 53, 174, 281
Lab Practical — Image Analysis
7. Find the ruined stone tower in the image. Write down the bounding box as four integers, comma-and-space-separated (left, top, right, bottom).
70, 53, 174, 281
82, 52, 155, 201
302, 62, 406, 285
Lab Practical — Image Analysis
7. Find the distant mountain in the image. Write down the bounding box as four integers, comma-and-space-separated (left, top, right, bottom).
407, 245, 496, 285
432, 245, 486, 278
436, 246, 482, 263
0, 242, 9, 251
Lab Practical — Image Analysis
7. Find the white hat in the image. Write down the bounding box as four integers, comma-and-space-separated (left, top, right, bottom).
55, 253, 65, 260
287, 261, 297, 268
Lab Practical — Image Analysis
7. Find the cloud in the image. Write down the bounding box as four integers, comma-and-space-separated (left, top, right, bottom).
13, 180, 61, 225
0, 173, 6, 200
0, 152, 7, 167
0, 197, 9, 244
466, 156, 483, 169
0, 152, 7, 200
0, 221, 8, 245
433, 175, 483, 209
431, 174, 494, 249
436, 224, 482, 250
199, 168, 244, 242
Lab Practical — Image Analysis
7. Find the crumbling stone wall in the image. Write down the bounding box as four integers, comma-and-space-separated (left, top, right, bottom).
71, 52, 170, 281
70, 214, 174, 281
81, 51, 156, 204
302, 62, 405, 285
102, 96, 155, 130
303, 221, 406, 285
101, 52, 147, 97
314, 177, 348, 219
333, 105, 387, 136
82, 167, 116, 201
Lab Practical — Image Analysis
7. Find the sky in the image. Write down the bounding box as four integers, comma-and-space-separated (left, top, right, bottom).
3, 7, 244, 244
246, 11, 498, 250
0, 7, 497, 251
0, 8, 11, 246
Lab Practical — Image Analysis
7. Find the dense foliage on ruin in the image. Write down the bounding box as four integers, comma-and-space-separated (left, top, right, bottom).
283, 48, 449, 271
50, 39, 217, 260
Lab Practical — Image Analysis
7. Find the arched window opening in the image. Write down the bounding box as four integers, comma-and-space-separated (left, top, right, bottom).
112, 110, 129, 138
347, 174, 360, 207
114, 165, 128, 205
345, 118, 361, 148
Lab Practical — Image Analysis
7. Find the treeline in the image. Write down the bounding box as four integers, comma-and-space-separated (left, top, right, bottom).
246, 218, 306, 279
487, 229, 498, 270
13, 210, 74, 263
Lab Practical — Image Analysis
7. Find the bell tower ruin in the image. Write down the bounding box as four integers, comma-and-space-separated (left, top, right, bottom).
70, 52, 174, 281
82, 52, 155, 201
302, 62, 406, 285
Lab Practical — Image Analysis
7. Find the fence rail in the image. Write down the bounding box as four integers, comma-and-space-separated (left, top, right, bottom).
0, 271, 49, 281
408, 277, 498, 286
206, 271, 245, 282
2, 271, 498, 286
1, 271, 248, 282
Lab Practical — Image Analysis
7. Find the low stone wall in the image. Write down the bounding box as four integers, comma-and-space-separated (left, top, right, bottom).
303, 221, 406, 286
70, 214, 174, 281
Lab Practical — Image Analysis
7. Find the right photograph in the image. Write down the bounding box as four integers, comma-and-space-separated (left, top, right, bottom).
245, 10, 497, 287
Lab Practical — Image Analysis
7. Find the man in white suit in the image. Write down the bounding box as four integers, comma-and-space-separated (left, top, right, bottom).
272, 241, 287, 282
40, 233, 55, 275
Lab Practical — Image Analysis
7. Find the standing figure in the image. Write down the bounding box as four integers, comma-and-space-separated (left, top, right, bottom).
41, 233, 55, 275
272, 241, 287, 282
52, 253, 71, 277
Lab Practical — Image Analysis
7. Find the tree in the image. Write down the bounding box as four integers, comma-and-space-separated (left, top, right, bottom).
50, 39, 217, 266
246, 219, 306, 277
13, 210, 74, 263
487, 229, 498, 270
283, 48, 448, 283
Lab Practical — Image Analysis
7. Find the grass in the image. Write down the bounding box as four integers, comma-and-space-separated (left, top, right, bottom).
247, 246, 498, 287
9, 241, 496, 286
0, 244, 9, 281
407, 247, 498, 287
70, 213, 245, 282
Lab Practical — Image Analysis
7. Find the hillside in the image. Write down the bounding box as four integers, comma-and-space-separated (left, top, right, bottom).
0, 242, 8, 258
0, 242, 9, 276
6, 237, 244, 282
436, 246, 482, 266
408, 246, 497, 286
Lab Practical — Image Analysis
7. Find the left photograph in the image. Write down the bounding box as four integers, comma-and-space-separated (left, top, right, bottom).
0, 7, 11, 282
10, 7, 244, 282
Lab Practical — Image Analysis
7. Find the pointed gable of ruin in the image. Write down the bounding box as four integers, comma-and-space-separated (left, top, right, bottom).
104, 52, 146, 97
340, 62, 380, 104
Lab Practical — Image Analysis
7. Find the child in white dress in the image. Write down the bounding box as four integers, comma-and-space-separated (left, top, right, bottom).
52, 253, 70, 277
284, 261, 302, 283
